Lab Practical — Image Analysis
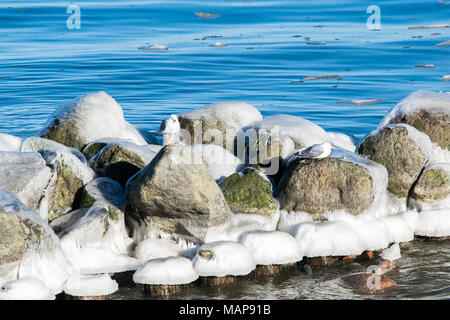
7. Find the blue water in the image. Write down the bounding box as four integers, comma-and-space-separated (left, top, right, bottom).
0, 0, 449, 142
0, 0, 449, 300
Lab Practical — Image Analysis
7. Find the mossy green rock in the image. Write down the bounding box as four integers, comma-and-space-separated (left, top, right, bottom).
410, 165, 450, 202
278, 157, 373, 216
82, 142, 108, 160
93, 144, 147, 187
386, 110, 449, 150
125, 145, 229, 242
220, 167, 276, 216
358, 125, 428, 198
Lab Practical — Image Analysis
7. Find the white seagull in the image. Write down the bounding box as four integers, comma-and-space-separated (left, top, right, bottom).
287, 142, 335, 165
159, 114, 181, 146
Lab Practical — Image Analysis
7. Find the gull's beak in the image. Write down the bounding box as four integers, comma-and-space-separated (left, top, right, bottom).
331, 146, 335, 149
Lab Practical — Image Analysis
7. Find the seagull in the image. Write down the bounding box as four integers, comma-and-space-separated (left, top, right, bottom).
159, 114, 181, 146
287, 142, 335, 165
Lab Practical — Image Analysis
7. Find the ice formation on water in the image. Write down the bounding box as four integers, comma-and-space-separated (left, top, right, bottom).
21, 137, 87, 164
377, 90, 450, 129
193, 241, 256, 277
63, 273, 118, 297
190, 144, 244, 182
0, 278, 55, 300
55, 203, 139, 274
133, 256, 198, 285
39, 91, 147, 146
239, 230, 302, 265
133, 238, 183, 263
0, 191, 73, 294
0, 133, 22, 152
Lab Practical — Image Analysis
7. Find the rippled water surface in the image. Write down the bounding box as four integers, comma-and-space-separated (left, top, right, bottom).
0, 0, 449, 299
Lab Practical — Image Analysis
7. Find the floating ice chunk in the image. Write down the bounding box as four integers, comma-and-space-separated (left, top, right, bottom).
133, 238, 183, 262
209, 42, 227, 47
133, 256, 198, 285
0, 278, 55, 300
193, 241, 255, 277
442, 75, 450, 81
336, 98, 381, 105
190, 144, 243, 182
56, 203, 139, 274
254, 115, 329, 149
380, 243, 401, 261
138, 44, 168, 51
195, 12, 220, 19
378, 90, 450, 129
63, 274, 118, 297
0, 133, 22, 151
436, 40, 450, 47
239, 230, 302, 265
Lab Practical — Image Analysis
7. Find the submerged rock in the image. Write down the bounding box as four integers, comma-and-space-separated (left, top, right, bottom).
378, 90, 450, 150
91, 141, 159, 187
219, 167, 277, 216
177, 101, 262, 149
125, 145, 230, 243
358, 124, 431, 198
0, 152, 53, 215
38, 149, 95, 221
278, 154, 375, 216
39, 91, 147, 151
341, 273, 396, 294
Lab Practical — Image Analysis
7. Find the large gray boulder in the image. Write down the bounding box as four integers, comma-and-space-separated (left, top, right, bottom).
278, 151, 381, 217
377, 90, 450, 150
177, 101, 262, 149
358, 124, 432, 198
410, 163, 450, 203
38, 91, 147, 151
125, 145, 230, 242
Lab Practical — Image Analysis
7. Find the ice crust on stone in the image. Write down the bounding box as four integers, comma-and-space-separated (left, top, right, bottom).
133, 256, 198, 285
133, 238, 184, 262
190, 144, 244, 182
63, 273, 118, 297
193, 241, 256, 277
239, 230, 302, 265
0, 133, 22, 152
21, 137, 87, 164
0, 278, 55, 300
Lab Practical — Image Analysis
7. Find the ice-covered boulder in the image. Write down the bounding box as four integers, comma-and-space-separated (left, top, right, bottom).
0, 133, 22, 151
21, 136, 87, 163
39, 91, 147, 151
125, 145, 230, 243
278, 150, 385, 217
0, 278, 56, 300
378, 90, 450, 150
90, 141, 160, 187
177, 101, 262, 149
0, 151, 53, 215
63, 274, 118, 298
79, 177, 126, 210
219, 167, 277, 216
189, 144, 243, 182
38, 148, 95, 221
52, 203, 139, 274
358, 124, 432, 198
0, 191, 72, 294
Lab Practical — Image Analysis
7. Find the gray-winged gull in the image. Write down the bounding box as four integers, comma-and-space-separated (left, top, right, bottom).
287, 142, 335, 165
159, 114, 181, 146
